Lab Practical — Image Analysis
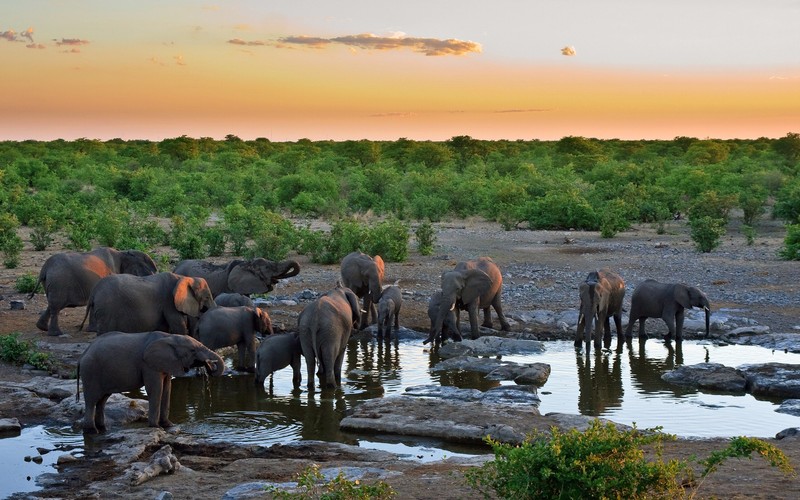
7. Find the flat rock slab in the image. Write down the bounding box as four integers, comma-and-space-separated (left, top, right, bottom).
432, 356, 551, 386
661, 363, 747, 393
340, 385, 619, 445
437, 336, 546, 358
740, 363, 800, 399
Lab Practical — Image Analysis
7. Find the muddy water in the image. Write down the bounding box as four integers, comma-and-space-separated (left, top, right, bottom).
2, 337, 800, 497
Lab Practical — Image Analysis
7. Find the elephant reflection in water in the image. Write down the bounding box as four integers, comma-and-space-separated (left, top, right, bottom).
300, 394, 355, 444
575, 350, 624, 416
620, 338, 691, 396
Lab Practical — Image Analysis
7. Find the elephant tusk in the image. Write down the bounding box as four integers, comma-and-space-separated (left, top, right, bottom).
704, 306, 710, 312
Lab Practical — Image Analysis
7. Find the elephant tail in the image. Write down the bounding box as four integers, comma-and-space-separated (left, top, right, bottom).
28, 273, 44, 300
78, 297, 93, 331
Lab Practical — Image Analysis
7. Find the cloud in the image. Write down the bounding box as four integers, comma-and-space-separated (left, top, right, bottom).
55, 38, 90, 46
561, 46, 576, 56
495, 108, 553, 114
174, 54, 186, 66
1, 29, 18, 42
26, 43, 46, 49
275, 32, 482, 56
228, 38, 267, 46
22, 27, 34, 43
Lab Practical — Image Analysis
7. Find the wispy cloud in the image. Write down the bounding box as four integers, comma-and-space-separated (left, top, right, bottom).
273, 32, 482, 56
55, 38, 90, 47
26, 43, 46, 50
561, 46, 576, 56
228, 38, 268, 46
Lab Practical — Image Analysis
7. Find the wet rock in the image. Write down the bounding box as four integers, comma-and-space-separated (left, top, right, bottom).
776, 399, 800, 417
9, 300, 25, 310
776, 427, 800, 440
223, 481, 275, 499
57, 453, 80, 465
740, 363, 800, 398
661, 363, 747, 393
725, 333, 800, 353
726, 325, 772, 336
437, 336, 545, 358
405, 384, 540, 406
432, 356, 551, 386
0, 417, 21, 435
127, 444, 181, 486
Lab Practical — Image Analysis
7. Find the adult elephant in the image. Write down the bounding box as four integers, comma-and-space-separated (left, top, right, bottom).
297, 287, 360, 391
83, 272, 216, 335
340, 251, 384, 330
77, 331, 225, 433
32, 247, 157, 336
425, 257, 510, 344
625, 279, 711, 341
173, 258, 300, 297
195, 305, 273, 372
575, 269, 626, 352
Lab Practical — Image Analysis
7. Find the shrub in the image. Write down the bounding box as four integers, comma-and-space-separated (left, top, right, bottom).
204, 227, 226, 256
0, 212, 24, 268
689, 191, 736, 223
599, 199, 633, 238
741, 224, 756, 246
267, 463, 395, 499
64, 220, 95, 251
525, 191, 597, 230
414, 221, 436, 256
689, 216, 726, 253
246, 210, 298, 261
466, 420, 794, 500
222, 203, 250, 256
779, 223, 800, 260
365, 218, 409, 262
170, 216, 208, 260
15, 273, 42, 294
30, 215, 57, 251
0, 333, 54, 371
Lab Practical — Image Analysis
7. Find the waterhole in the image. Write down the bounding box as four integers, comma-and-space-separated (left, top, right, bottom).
3, 337, 799, 497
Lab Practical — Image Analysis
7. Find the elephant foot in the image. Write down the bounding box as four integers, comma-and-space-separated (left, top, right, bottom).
238, 366, 255, 373
47, 330, 65, 337
159, 419, 175, 428
500, 323, 511, 331
36, 317, 49, 331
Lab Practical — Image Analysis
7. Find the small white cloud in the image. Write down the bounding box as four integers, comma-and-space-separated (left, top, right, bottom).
561, 46, 576, 56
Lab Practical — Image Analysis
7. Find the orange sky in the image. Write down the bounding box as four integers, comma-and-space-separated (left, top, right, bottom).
3, 1, 799, 141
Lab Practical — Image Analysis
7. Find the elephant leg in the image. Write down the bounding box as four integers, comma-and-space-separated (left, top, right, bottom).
158, 376, 173, 428
333, 350, 346, 389
481, 306, 492, 328
491, 295, 511, 331
369, 303, 378, 327
662, 312, 676, 341
675, 310, 685, 341
47, 307, 65, 336
82, 396, 100, 434
467, 305, 481, 339
144, 373, 164, 427
575, 314, 586, 348
36, 307, 51, 332
393, 312, 399, 329
304, 353, 316, 391
638, 318, 648, 340
167, 315, 190, 335
624, 316, 635, 339
95, 394, 110, 433
613, 313, 624, 340
291, 358, 302, 390
602, 315, 612, 348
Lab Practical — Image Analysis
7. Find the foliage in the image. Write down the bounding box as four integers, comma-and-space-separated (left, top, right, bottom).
170, 216, 207, 261
689, 216, 727, 253
688, 191, 736, 223
466, 420, 794, 500
246, 210, 298, 261
599, 199, 634, 238
466, 421, 687, 499
364, 218, 409, 262
0, 333, 54, 371
15, 273, 42, 294
414, 221, 436, 256
29, 214, 57, 251
741, 224, 756, 246
267, 463, 395, 499
204, 226, 226, 256
779, 223, 800, 260
0, 212, 24, 268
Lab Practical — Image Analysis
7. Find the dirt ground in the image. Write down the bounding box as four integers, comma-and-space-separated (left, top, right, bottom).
1, 218, 800, 499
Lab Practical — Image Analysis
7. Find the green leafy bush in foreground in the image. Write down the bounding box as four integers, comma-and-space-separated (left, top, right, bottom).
0, 333, 54, 371
466, 420, 794, 500
267, 463, 395, 499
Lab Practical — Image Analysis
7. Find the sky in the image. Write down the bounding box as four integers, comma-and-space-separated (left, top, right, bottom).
2, 0, 799, 142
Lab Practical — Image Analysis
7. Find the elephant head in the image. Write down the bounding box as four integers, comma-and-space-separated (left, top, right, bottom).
253, 306, 274, 336
675, 284, 711, 336
173, 276, 216, 318
143, 333, 226, 377
228, 258, 301, 294
340, 252, 384, 329
117, 249, 158, 276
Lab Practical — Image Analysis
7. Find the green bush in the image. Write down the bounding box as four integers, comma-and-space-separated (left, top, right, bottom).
0, 333, 54, 371
246, 210, 298, 261
414, 221, 436, 256
525, 190, 597, 230
779, 223, 800, 260
599, 199, 633, 238
30, 215, 57, 251
267, 463, 395, 499
742, 224, 756, 246
0, 212, 24, 268
64, 220, 95, 251
365, 218, 409, 262
689, 191, 736, 223
689, 216, 727, 253
466, 420, 794, 500
170, 216, 208, 260
204, 227, 226, 256
222, 203, 250, 256
15, 273, 42, 294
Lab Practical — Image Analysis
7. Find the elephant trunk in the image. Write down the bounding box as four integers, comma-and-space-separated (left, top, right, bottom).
276, 260, 301, 281
208, 353, 226, 376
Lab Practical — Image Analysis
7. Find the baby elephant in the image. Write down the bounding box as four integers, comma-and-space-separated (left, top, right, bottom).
427, 290, 462, 345
77, 331, 225, 434
376, 285, 403, 339
196, 305, 273, 372
255, 332, 302, 394
213, 292, 254, 308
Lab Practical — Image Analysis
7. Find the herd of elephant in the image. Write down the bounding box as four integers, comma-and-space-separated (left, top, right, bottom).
28, 247, 711, 434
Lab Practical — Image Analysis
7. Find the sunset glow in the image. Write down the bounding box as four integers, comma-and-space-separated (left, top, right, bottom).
3, 1, 799, 142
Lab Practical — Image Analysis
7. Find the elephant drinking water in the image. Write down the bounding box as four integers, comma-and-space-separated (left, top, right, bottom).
340, 251, 384, 330
625, 279, 711, 341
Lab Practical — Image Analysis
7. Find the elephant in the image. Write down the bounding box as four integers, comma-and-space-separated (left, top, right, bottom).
575, 269, 626, 352
427, 290, 462, 345
340, 251, 384, 330
32, 247, 157, 336
76, 330, 225, 433
376, 285, 402, 339
425, 257, 510, 344
255, 332, 302, 393
195, 305, 273, 372
624, 279, 711, 341
173, 258, 300, 297
297, 287, 360, 391
213, 292, 254, 308
83, 272, 216, 335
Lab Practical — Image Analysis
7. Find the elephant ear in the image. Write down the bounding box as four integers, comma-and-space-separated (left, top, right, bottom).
674, 284, 692, 309
343, 288, 361, 327
228, 261, 270, 294
143, 336, 190, 377
254, 307, 274, 335
461, 269, 493, 305
174, 277, 202, 317
372, 255, 385, 282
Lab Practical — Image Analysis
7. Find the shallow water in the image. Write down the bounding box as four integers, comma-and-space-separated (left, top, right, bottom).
2, 337, 799, 497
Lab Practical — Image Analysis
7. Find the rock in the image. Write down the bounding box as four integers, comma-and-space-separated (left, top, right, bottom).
776, 399, 800, 417
57, 454, 80, 465
433, 356, 551, 386
438, 336, 546, 358
223, 482, 275, 499
776, 427, 800, 440
128, 445, 181, 486
727, 325, 772, 336
740, 363, 800, 398
9, 300, 25, 310
0, 417, 21, 435
661, 363, 747, 393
